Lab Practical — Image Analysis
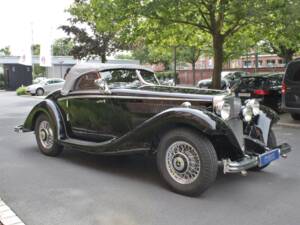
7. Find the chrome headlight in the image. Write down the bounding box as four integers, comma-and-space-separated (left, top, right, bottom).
246, 99, 260, 116
214, 96, 231, 120
242, 106, 253, 122
242, 99, 260, 122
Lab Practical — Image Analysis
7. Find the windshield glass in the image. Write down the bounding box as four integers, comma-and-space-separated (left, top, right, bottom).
140, 70, 159, 85
40, 80, 49, 85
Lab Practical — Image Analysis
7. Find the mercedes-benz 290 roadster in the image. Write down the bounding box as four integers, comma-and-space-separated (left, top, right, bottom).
15, 64, 291, 196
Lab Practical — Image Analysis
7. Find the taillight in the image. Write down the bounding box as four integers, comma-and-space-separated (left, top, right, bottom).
253, 89, 270, 95
282, 81, 287, 95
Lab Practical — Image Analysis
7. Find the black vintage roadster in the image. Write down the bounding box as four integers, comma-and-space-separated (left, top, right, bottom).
15, 64, 291, 196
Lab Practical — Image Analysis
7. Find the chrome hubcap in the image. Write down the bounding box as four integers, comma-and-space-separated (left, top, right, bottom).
39, 121, 54, 149
166, 141, 201, 184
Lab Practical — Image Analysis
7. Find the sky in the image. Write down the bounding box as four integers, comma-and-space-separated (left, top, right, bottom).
0, 0, 74, 55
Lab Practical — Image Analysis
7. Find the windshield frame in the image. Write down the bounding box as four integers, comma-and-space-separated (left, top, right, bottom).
137, 69, 160, 86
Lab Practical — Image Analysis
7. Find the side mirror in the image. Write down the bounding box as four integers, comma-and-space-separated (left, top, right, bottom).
95, 78, 111, 94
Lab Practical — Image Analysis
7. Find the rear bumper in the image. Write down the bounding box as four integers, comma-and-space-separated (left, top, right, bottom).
14, 125, 31, 133
223, 143, 291, 173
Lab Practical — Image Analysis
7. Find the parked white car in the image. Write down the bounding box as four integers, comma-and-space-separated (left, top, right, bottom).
33, 77, 47, 84
27, 78, 65, 96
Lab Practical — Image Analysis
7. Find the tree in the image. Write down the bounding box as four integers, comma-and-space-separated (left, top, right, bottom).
260, 0, 300, 64
178, 47, 201, 85
0, 46, 11, 56
32, 44, 40, 55
60, 0, 128, 62
52, 38, 74, 56
113, 0, 267, 88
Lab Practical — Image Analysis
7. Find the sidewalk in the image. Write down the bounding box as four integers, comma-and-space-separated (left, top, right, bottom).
278, 113, 300, 128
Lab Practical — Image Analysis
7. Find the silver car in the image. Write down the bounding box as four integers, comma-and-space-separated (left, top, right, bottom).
27, 78, 65, 96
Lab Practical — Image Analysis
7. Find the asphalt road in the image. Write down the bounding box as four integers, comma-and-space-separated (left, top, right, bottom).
1, 91, 300, 225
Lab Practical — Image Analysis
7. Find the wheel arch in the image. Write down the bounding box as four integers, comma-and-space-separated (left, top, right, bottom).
23, 99, 66, 140
122, 108, 244, 160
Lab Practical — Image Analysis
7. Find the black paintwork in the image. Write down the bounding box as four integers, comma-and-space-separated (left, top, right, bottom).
235, 73, 284, 112
21, 70, 280, 161
282, 59, 300, 114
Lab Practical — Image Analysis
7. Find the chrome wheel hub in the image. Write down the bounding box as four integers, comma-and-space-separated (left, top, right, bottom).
165, 141, 201, 184
38, 121, 54, 149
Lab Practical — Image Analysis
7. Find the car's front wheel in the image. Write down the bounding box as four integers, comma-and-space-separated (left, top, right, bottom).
35, 114, 63, 156
36, 88, 44, 96
157, 128, 218, 196
291, 113, 300, 121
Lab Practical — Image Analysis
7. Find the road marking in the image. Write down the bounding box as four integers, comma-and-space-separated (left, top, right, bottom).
0, 199, 25, 225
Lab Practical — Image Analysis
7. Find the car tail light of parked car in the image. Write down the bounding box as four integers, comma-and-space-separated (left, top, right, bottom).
253, 89, 270, 96
281, 81, 287, 95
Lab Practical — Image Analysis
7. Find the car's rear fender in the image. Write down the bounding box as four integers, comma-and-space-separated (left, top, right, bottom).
23, 99, 66, 140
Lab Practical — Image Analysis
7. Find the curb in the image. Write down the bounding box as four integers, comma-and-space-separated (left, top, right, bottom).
0, 199, 25, 225
277, 122, 300, 128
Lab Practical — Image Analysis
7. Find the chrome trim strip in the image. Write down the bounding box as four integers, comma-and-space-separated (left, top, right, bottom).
58, 94, 212, 102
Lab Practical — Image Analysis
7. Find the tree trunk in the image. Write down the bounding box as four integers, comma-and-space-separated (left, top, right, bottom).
101, 54, 107, 63
283, 52, 294, 66
192, 61, 196, 86
212, 35, 224, 89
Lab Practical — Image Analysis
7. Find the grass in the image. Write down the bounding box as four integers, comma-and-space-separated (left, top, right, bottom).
16, 85, 28, 96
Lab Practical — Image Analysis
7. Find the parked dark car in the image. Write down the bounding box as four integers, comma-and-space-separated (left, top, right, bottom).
15, 64, 291, 196
235, 73, 284, 112
222, 70, 249, 87
282, 59, 300, 120
198, 71, 248, 90
198, 78, 230, 90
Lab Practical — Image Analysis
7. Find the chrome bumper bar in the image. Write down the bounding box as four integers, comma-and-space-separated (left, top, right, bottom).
223, 143, 291, 174
14, 125, 29, 133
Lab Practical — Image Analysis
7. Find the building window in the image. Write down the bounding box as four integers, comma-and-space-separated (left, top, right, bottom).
267, 59, 276, 66
243, 61, 252, 68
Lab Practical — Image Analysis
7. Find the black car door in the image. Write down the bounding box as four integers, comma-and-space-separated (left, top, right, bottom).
58, 71, 117, 142
284, 62, 300, 108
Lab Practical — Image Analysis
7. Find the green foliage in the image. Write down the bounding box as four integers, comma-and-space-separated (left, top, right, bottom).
61, 0, 129, 62
0, 74, 4, 89
16, 85, 28, 96
32, 44, 40, 55
33, 65, 46, 77
259, 0, 300, 63
52, 38, 74, 56
90, 0, 269, 88
0, 46, 11, 56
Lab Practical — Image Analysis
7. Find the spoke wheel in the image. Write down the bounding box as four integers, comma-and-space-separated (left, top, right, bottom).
166, 141, 201, 185
38, 120, 54, 149
157, 128, 218, 196
35, 114, 63, 156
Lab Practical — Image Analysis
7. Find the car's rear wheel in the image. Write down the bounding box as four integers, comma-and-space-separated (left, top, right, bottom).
156, 128, 218, 196
35, 114, 63, 156
291, 113, 300, 121
36, 88, 44, 96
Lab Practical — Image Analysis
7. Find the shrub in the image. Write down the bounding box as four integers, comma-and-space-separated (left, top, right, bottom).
16, 85, 28, 96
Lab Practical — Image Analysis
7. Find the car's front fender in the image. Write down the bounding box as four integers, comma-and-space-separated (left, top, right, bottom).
117, 107, 244, 158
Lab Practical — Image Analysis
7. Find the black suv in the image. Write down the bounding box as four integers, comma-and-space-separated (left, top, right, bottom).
282, 59, 300, 120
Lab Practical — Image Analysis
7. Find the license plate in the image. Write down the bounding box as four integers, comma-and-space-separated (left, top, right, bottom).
258, 148, 280, 167
238, 93, 251, 97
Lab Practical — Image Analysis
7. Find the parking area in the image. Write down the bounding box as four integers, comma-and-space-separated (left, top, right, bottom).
0, 91, 300, 225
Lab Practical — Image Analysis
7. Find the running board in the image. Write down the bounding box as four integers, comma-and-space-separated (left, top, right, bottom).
59, 138, 150, 155
60, 137, 114, 148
